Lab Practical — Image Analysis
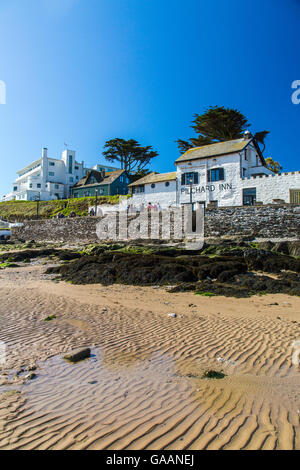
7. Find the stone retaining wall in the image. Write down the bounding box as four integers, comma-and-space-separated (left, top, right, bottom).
11, 204, 300, 243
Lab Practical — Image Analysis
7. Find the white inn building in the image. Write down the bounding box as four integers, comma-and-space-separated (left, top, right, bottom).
129, 132, 300, 208
3, 148, 119, 201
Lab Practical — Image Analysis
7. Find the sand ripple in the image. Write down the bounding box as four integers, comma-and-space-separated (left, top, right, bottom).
0, 266, 299, 450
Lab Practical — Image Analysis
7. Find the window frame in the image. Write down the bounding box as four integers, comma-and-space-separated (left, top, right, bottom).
207, 168, 225, 182
181, 172, 199, 185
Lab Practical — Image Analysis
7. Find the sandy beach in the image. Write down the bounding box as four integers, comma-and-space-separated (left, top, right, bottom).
0, 263, 299, 450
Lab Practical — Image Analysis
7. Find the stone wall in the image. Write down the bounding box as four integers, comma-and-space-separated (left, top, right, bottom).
11, 204, 300, 244
205, 204, 300, 239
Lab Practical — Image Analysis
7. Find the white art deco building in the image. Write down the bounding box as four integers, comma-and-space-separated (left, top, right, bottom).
3, 148, 119, 201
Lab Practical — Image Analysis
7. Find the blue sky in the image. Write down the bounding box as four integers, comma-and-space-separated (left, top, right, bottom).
0, 0, 299, 196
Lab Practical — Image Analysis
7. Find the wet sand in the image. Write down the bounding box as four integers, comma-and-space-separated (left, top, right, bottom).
0, 265, 299, 450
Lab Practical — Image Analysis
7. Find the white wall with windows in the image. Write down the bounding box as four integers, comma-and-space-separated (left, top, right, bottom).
3, 148, 120, 201
130, 146, 300, 208
130, 180, 177, 208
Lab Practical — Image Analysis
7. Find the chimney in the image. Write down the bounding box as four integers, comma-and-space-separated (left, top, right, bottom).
243, 131, 252, 140
42, 147, 48, 158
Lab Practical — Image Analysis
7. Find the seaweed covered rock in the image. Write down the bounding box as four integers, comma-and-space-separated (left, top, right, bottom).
42, 241, 300, 297
198, 259, 247, 280
243, 249, 300, 273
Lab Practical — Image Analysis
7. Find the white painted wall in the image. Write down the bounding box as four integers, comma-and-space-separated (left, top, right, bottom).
4, 147, 121, 202
178, 152, 243, 207
131, 180, 177, 208
130, 149, 300, 208
241, 172, 300, 204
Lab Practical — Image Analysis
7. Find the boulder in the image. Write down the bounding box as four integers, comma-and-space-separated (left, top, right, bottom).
63, 348, 91, 363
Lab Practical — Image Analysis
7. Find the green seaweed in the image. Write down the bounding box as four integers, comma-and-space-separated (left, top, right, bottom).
43, 315, 56, 322
202, 370, 226, 379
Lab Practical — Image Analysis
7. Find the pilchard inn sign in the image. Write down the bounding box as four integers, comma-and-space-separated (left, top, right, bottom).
181, 183, 233, 194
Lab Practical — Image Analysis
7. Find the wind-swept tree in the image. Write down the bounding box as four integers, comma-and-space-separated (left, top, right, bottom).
103, 138, 158, 174
177, 106, 270, 154
265, 157, 282, 174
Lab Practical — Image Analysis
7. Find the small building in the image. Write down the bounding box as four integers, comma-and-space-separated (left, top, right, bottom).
71, 169, 130, 198
129, 132, 300, 208
128, 172, 177, 208
2, 147, 120, 202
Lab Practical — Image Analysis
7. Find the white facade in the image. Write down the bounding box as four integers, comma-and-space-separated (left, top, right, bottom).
130, 137, 300, 208
130, 180, 178, 208
3, 148, 119, 201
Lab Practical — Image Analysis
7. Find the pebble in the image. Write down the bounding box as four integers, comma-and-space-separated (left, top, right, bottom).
168, 313, 177, 318
25, 372, 36, 380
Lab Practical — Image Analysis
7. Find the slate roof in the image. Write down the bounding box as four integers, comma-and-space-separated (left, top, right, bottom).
175, 138, 253, 163
73, 169, 125, 188
129, 172, 177, 187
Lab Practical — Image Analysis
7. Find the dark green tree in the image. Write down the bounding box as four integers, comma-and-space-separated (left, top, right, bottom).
177, 106, 270, 154
103, 138, 158, 174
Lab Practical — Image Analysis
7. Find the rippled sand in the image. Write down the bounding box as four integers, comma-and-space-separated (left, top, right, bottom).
0, 265, 299, 450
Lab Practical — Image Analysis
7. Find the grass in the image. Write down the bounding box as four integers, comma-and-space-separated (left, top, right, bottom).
0, 195, 131, 222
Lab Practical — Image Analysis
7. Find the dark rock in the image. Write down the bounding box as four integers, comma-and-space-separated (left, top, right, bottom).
63, 348, 91, 363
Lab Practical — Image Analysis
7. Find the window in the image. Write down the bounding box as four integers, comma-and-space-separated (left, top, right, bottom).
132, 186, 145, 194
242, 168, 247, 177
243, 188, 256, 206
49, 162, 55, 166
120, 176, 123, 182
76, 176, 79, 180
181, 172, 199, 185
165, 181, 170, 187
55, 184, 59, 189
37, 184, 41, 188
290, 189, 300, 204
69, 177, 74, 182
75, 166, 79, 170
49, 172, 54, 176
69, 155, 73, 174
207, 168, 225, 182
151, 183, 156, 189
13, 186, 18, 191
29, 183, 33, 188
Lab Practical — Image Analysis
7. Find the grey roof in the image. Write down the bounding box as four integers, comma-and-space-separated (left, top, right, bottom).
73, 169, 125, 189
175, 138, 253, 163
129, 172, 177, 187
